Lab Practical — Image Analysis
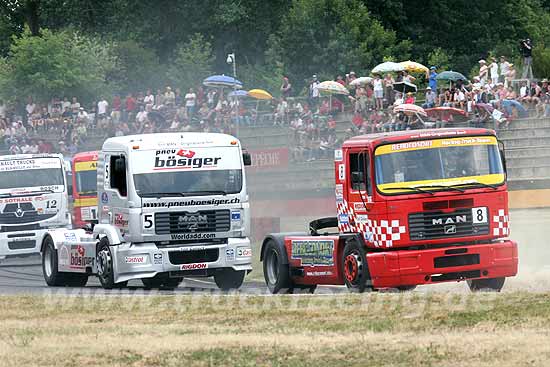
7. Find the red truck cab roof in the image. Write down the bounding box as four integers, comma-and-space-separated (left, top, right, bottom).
342, 128, 496, 150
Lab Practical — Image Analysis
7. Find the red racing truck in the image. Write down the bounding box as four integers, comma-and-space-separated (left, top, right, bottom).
261, 128, 518, 293
71, 151, 98, 228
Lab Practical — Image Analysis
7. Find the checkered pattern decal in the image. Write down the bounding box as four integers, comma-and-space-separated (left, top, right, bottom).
337, 200, 406, 247
493, 209, 510, 236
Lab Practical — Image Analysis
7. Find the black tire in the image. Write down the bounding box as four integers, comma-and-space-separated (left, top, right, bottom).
214, 268, 246, 290
467, 277, 505, 292
342, 240, 372, 293
142, 273, 183, 289
42, 236, 66, 286
96, 237, 127, 289
263, 240, 293, 294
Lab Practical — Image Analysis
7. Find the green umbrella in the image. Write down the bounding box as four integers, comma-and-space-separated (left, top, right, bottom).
435, 71, 467, 82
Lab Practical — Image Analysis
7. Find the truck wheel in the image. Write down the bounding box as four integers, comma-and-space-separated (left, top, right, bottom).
214, 268, 246, 290
96, 238, 127, 289
342, 240, 372, 293
263, 240, 293, 294
42, 236, 66, 286
467, 277, 505, 292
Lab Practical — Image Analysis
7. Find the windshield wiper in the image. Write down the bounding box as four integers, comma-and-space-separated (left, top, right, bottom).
183, 190, 228, 196
449, 181, 499, 190
139, 192, 186, 197
383, 187, 435, 195
413, 184, 466, 193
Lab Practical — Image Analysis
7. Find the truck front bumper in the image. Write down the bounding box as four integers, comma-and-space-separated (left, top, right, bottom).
0, 229, 48, 258
112, 238, 253, 283
367, 241, 518, 288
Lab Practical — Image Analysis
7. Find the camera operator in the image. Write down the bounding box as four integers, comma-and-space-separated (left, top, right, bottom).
520, 38, 533, 80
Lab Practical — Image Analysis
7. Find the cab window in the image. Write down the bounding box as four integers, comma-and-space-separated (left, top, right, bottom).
349, 152, 371, 195
110, 155, 127, 197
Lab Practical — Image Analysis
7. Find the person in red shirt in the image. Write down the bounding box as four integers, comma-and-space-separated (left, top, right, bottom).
352, 112, 364, 128
111, 94, 121, 124
125, 93, 136, 123
405, 92, 415, 104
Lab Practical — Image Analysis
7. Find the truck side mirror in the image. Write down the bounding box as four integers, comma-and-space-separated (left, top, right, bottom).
114, 157, 126, 173
498, 141, 507, 174
243, 151, 252, 166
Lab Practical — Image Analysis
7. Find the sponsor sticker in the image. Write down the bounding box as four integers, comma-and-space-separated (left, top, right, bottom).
334, 149, 343, 161
69, 245, 94, 268
291, 240, 334, 266
306, 271, 333, 276
338, 164, 345, 181
101, 192, 109, 204
226, 248, 235, 262
231, 211, 241, 221
125, 256, 146, 264
237, 247, 252, 258
64, 232, 77, 242
354, 202, 366, 211
335, 184, 343, 199
180, 263, 208, 270
338, 213, 349, 224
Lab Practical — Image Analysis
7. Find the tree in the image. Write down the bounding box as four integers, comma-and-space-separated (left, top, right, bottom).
266, 0, 410, 93
166, 34, 215, 92
0, 29, 116, 103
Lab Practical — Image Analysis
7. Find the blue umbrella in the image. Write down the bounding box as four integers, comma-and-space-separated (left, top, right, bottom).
203, 74, 243, 89
435, 71, 467, 82
228, 90, 248, 98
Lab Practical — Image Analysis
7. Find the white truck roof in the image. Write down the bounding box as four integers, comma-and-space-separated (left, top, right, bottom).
102, 133, 241, 152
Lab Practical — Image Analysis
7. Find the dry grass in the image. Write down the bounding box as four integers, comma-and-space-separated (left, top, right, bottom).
1, 292, 550, 366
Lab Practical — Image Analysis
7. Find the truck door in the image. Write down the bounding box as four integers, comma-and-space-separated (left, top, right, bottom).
102, 153, 130, 239
347, 150, 383, 244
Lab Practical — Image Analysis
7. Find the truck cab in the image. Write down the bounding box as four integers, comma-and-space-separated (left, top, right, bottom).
0, 154, 71, 258
41, 133, 252, 290
261, 128, 518, 293
71, 151, 99, 228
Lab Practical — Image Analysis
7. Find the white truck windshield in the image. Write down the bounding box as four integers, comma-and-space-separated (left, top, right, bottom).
375, 136, 504, 194
0, 158, 64, 190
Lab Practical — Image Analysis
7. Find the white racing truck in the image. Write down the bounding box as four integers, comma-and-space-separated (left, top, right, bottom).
41, 133, 253, 289
0, 154, 71, 259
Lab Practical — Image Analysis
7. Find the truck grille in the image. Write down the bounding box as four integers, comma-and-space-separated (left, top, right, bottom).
0, 224, 40, 233
0, 203, 56, 224
155, 210, 230, 235
8, 240, 36, 250
168, 249, 219, 265
408, 208, 489, 240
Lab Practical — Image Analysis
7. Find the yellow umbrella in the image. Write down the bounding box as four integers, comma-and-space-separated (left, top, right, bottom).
399, 60, 429, 74
248, 89, 273, 100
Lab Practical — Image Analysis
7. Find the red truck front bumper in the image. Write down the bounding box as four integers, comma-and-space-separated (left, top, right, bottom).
367, 241, 518, 288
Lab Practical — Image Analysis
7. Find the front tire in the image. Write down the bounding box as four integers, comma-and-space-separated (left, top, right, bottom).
263, 240, 293, 294
467, 277, 505, 292
42, 236, 65, 286
214, 268, 245, 290
42, 236, 88, 287
342, 240, 372, 293
96, 238, 126, 289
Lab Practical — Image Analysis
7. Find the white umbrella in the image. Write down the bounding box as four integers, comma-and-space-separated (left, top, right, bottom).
317, 81, 349, 113
349, 77, 373, 86
372, 62, 405, 74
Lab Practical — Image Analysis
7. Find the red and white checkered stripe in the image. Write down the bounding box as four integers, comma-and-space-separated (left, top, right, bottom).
337, 199, 406, 248
492, 209, 510, 236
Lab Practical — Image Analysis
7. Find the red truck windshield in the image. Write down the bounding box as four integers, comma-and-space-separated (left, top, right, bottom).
375, 136, 504, 194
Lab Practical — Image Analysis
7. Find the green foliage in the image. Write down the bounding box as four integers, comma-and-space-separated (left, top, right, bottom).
109, 39, 162, 94
533, 46, 550, 78
0, 29, 116, 103
427, 48, 451, 71
267, 0, 410, 91
166, 34, 215, 92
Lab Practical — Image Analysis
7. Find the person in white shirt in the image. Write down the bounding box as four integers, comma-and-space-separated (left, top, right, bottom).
373, 74, 384, 110
185, 88, 197, 119
97, 97, 109, 128
0, 100, 6, 119
76, 107, 89, 124
144, 89, 155, 111
25, 97, 36, 118
478, 60, 488, 86
136, 106, 148, 124
499, 56, 510, 86
489, 57, 499, 86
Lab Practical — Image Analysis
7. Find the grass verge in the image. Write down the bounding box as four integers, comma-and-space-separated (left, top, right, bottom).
1, 292, 550, 366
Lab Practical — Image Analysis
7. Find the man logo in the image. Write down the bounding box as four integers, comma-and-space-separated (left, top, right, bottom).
178, 214, 208, 232
444, 225, 457, 234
